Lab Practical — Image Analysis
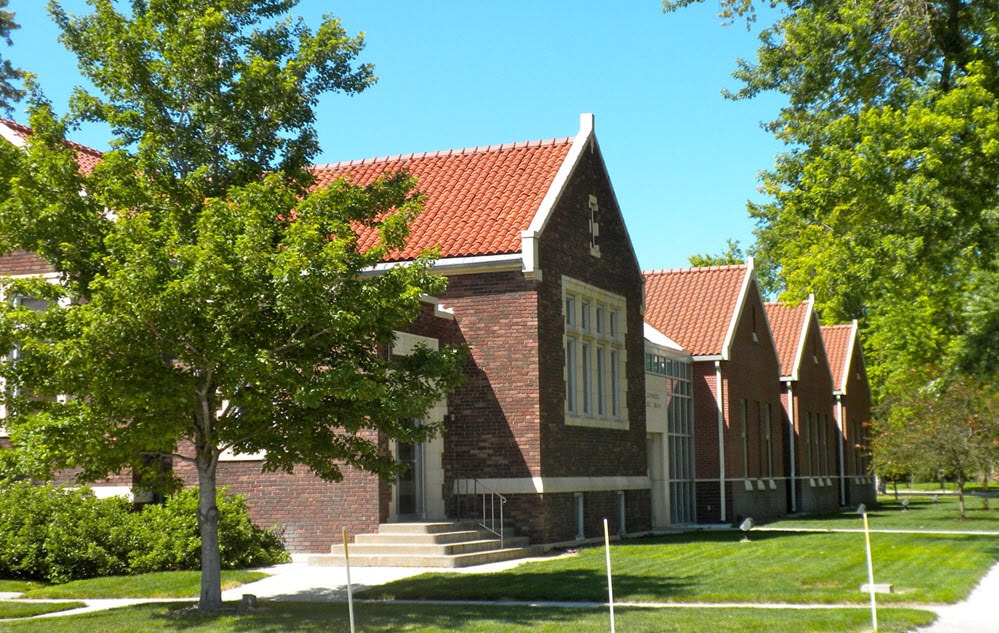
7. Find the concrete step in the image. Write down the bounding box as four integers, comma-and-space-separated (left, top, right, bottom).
355, 530, 487, 545
307, 544, 545, 568
376, 522, 478, 535
332, 536, 531, 557
307, 520, 541, 569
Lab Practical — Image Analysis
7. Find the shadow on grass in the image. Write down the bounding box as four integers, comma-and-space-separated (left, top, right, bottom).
356, 568, 696, 602
145, 602, 605, 633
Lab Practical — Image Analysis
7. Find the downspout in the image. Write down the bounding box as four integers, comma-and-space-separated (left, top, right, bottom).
787, 382, 797, 513
715, 360, 726, 523
836, 395, 846, 506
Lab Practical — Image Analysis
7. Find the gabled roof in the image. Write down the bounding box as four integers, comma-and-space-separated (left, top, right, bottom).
2, 114, 606, 275
643, 261, 754, 359
821, 321, 858, 394
765, 297, 813, 381
0, 118, 103, 175
311, 115, 602, 268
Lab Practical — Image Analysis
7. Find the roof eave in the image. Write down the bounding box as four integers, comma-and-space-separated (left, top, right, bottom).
363, 253, 523, 276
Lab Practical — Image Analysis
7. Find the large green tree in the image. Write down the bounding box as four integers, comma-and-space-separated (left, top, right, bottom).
665, 1, 999, 398
0, 0, 24, 113
0, 0, 464, 611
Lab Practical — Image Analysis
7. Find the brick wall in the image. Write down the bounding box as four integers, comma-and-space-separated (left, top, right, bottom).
694, 277, 784, 524
787, 315, 839, 514
441, 270, 540, 483
535, 144, 647, 476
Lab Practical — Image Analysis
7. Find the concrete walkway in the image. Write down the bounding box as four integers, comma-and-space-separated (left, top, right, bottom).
6, 553, 999, 631
911, 559, 999, 633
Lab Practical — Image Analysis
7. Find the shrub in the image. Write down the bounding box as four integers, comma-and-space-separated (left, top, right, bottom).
127, 487, 289, 573
0, 482, 288, 582
0, 481, 132, 583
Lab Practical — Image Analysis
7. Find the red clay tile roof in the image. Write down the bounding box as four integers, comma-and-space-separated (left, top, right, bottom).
2, 119, 577, 263
310, 138, 574, 262
0, 118, 103, 175
0, 250, 52, 276
765, 301, 810, 379
821, 324, 854, 392
643, 264, 749, 357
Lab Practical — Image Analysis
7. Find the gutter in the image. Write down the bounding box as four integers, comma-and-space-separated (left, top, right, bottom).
715, 360, 726, 523
787, 381, 797, 513
836, 394, 846, 506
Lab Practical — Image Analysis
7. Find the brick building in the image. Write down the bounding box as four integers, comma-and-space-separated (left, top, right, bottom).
644, 261, 786, 525
821, 321, 876, 508
1, 114, 651, 551
765, 297, 840, 514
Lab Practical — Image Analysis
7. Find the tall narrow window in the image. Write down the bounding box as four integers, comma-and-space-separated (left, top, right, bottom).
566, 341, 577, 414
581, 301, 590, 331
764, 403, 773, 478
610, 350, 619, 417
596, 347, 606, 415
566, 295, 576, 328
740, 399, 749, 478
582, 343, 591, 415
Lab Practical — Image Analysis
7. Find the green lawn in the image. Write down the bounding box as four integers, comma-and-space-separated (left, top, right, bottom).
0, 601, 85, 620
765, 494, 999, 531
0, 601, 936, 633
18, 571, 268, 599
0, 581, 45, 594
891, 481, 997, 494
364, 530, 997, 605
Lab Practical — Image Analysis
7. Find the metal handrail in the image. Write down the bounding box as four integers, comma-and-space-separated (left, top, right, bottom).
455, 478, 507, 548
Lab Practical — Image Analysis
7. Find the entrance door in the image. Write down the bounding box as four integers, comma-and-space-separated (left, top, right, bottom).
396, 439, 425, 519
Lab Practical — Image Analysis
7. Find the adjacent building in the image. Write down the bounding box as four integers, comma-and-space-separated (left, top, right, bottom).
644, 261, 786, 525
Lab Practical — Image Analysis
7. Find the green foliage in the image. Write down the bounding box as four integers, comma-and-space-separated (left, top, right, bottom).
128, 488, 288, 574
0, 0, 24, 114
688, 238, 745, 267
0, 481, 132, 583
0, 482, 287, 583
0, 0, 464, 610
666, 2, 999, 399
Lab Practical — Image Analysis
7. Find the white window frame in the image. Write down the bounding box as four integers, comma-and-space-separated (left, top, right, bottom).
562, 276, 627, 429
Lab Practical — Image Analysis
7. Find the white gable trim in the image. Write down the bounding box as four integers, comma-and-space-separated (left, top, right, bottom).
720, 259, 754, 361
838, 319, 859, 396
788, 295, 815, 382
521, 113, 595, 276
0, 121, 26, 148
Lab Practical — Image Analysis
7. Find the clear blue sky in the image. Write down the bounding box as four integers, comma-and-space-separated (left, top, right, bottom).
6, 0, 786, 271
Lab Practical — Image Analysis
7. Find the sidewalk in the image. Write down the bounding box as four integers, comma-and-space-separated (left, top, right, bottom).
912, 559, 999, 633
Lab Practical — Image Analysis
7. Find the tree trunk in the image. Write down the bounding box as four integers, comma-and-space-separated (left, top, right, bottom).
196, 455, 223, 611
956, 474, 966, 520
983, 472, 990, 511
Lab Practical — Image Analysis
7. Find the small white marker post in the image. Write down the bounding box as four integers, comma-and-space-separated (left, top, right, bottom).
858, 504, 878, 631
343, 526, 356, 633
603, 518, 616, 633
